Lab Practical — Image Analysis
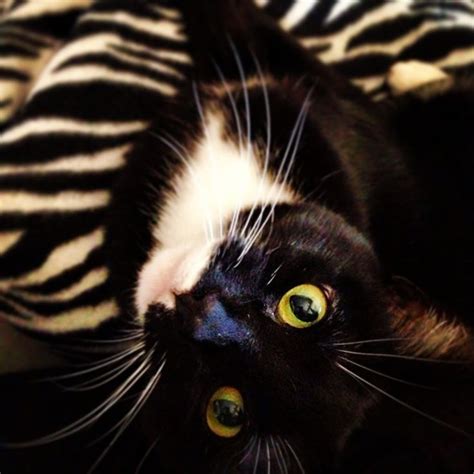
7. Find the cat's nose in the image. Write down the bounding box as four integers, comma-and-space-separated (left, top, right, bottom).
175, 293, 253, 347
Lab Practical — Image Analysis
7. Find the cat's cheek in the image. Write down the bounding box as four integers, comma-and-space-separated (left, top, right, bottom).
135, 241, 218, 319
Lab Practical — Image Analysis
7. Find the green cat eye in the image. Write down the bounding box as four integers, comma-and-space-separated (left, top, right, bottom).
277, 284, 328, 328
206, 387, 245, 438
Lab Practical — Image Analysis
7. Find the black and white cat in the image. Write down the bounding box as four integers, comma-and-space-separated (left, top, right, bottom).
2, 1, 474, 473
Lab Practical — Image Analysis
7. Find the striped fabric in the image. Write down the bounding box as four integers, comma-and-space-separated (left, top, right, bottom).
0, 0, 473, 335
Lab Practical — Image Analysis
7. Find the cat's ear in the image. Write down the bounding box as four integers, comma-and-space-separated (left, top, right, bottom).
386, 277, 473, 362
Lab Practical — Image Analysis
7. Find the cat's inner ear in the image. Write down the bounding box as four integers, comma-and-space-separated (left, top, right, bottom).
387, 277, 473, 361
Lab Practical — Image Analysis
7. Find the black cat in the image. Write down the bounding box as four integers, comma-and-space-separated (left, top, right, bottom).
1, 1, 473, 473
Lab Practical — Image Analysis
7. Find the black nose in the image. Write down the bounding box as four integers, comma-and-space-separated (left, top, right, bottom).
175, 293, 253, 347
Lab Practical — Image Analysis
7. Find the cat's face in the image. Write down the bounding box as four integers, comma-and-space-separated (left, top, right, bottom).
138, 201, 390, 472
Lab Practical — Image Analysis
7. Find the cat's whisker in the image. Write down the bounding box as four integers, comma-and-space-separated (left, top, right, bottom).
330, 337, 408, 346
339, 356, 436, 390
237, 53, 272, 240
281, 437, 305, 474
234, 98, 306, 265
227, 40, 256, 247
87, 353, 166, 473
42, 342, 145, 382
6, 351, 153, 448
65, 352, 144, 392
266, 263, 283, 286
336, 348, 466, 364
135, 435, 160, 474
270, 435, 287, 474
192, 81, 221, 241
265, 438, 272, 474
253, 437, 262, 474
211, 61, 245, 240
238, 434, 258, 467
272, 436, 289, 474
238, 95, 311, 261
336, 362, 474, 440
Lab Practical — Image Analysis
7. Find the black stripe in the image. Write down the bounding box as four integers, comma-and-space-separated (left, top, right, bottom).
0, 209, 105, 231
0, 298, 26, 320
0, 44, 37, 58
310, 0, 390, 35
0, 99, 12, 107
399, 27, 474, 62
348, 15, 430, 50
0, 170, 119, 192
26, 82, 176, 122
331, 53, 393, 79
0, 67, 29, 81
0, 134, 137, 165
6, 9, 87, 38
262, 0, 295, 20
0, 29, 51, 48
290, 0, 335, 36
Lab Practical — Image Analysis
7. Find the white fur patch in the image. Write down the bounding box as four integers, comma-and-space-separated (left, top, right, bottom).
135, 111, 297, 318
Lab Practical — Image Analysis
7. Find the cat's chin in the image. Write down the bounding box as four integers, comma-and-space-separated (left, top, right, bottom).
135, 240, 219, 319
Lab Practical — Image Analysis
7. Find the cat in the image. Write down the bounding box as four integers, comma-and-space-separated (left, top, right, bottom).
2, 1, 473, 473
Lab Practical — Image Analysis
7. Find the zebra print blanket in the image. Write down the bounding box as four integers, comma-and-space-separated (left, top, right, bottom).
0, 0, 474, 338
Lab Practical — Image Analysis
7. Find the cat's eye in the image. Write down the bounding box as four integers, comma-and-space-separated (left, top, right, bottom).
206, 386, 245, 438
277, 284, 328, 328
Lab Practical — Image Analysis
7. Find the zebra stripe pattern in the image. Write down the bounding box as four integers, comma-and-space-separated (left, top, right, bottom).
0, 0, 473, 334
0, 0, 191, 333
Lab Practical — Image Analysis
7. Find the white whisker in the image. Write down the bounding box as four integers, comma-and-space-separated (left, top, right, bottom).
87, 355, 166, 473
336, 362, 473, 440
339, 356, 435, 390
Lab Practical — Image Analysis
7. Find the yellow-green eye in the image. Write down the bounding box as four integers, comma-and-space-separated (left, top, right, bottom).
206, 386, 244, 438
277, 284, 328, 329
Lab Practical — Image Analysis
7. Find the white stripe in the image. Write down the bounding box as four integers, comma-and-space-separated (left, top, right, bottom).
437, 46, 474, 68
0, 228, 105, 289
280, 0, 317, 31
254, 0, 270, 7
7, 0, 92, 20
30, 65, 178, 98
13, 267, 109, 303
81, 12, 187, 42
0, 190, 110, 213
0, 230, 24, 255
0, 191, 110, 213
151, 5, 183, 20
0, 297, 119, 333
0, 144, 130, 176
0, 118, 145, 145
